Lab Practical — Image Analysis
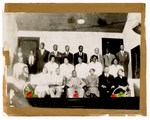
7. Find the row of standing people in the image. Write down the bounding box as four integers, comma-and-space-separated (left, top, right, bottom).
12, 42, 129, 77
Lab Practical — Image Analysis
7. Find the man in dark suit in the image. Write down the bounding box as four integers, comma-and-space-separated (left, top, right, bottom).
103, 48, 115, 67
36, 42, 49, 73
74, 45, 87, 65
98, 66, 115, 97
48, 44, 62, 65
116, 44, 130, 77
62, 45, 73, 64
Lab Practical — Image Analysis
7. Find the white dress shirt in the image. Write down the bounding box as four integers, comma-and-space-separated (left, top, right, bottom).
28, 55, 34, 65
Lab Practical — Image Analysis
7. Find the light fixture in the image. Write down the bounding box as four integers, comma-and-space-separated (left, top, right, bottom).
132, 23, 141, 35
77, 13, 85, 24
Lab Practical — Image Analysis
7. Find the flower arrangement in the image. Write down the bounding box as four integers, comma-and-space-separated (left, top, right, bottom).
111, 86, 130, 98
23, 84, 37, 98
73, 91, 78, 98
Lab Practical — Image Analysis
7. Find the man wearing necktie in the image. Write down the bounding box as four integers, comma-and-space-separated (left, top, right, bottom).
28, 50, 36, 74
62, 45, 74, 64
74, 45, 87, 65
98, 66, 115, 97
116, 45, 129, 77
49, 44, 62, 65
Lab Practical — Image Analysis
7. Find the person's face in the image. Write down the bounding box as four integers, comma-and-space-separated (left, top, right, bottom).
120, 45, 124, 51
78, 57, 82, 64
93, 56, 97, 63
89, 69, 94, 75
94, 48, 99, 54
72, 71, 77, 77
79, 46, 83, 52
106, 49, 109, 54
114, 59, 118, 65
24, 67, 29, 74
118, 70, 124, 76
64, 58, 69, 64
30, 51, 33, 55
40, 43, 44, 49
51, 57, 55, 62
18, 57, 23, 63
56, 68, 60, 75
65, 45, 70, 52
53, 45, 58, 51
104, 67, 109, 74
43, 68, 48, 74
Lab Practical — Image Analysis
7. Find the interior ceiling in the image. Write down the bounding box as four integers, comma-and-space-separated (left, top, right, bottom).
15, 13, 127, 32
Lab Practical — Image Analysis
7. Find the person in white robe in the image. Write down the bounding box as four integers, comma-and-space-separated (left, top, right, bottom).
33, 67, 51, 98
49, 68, 65, 98
13, 56, 28, 79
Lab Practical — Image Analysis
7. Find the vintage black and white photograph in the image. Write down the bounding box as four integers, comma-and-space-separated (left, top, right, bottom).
3, 12, 141, 109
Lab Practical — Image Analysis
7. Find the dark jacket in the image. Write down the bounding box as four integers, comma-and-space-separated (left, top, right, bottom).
62, 52, 74, 64
36, 49, 49, 73
74, 52, 87, 65
98, 73, 115, 97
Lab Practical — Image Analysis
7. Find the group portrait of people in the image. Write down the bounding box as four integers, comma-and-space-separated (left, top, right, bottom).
11, 42, 131, 98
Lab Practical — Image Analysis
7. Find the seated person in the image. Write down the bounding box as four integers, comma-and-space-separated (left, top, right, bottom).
85, 68, 99, 98
44, 55, 58, 75
13, 56, 28, 79
34, 67, 51, 98
60, 57, 74, 79
49, 68, 65, 98
98, 66, 115, 97
67, 70, 86, 98
114, 69, 130, 91
18, 66, 30, 82
109, 58, 124, 78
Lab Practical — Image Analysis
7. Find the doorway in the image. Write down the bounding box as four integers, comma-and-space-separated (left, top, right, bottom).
102, 38, 123, 56
18, 37, 40, 57
131, 45, 140, 78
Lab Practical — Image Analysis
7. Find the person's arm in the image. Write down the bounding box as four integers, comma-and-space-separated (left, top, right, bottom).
79, 78, 86, 88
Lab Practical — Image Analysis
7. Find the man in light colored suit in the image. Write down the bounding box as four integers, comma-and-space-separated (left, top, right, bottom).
116, 45, 129, 77
49, 44, 62, 65
103, 49, 115, 67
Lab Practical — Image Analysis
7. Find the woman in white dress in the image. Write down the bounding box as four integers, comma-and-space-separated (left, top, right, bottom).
88, 55, 103, 76
44, 55, 58, 75
109, 58, 124, 78
60, 57, 74, 79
